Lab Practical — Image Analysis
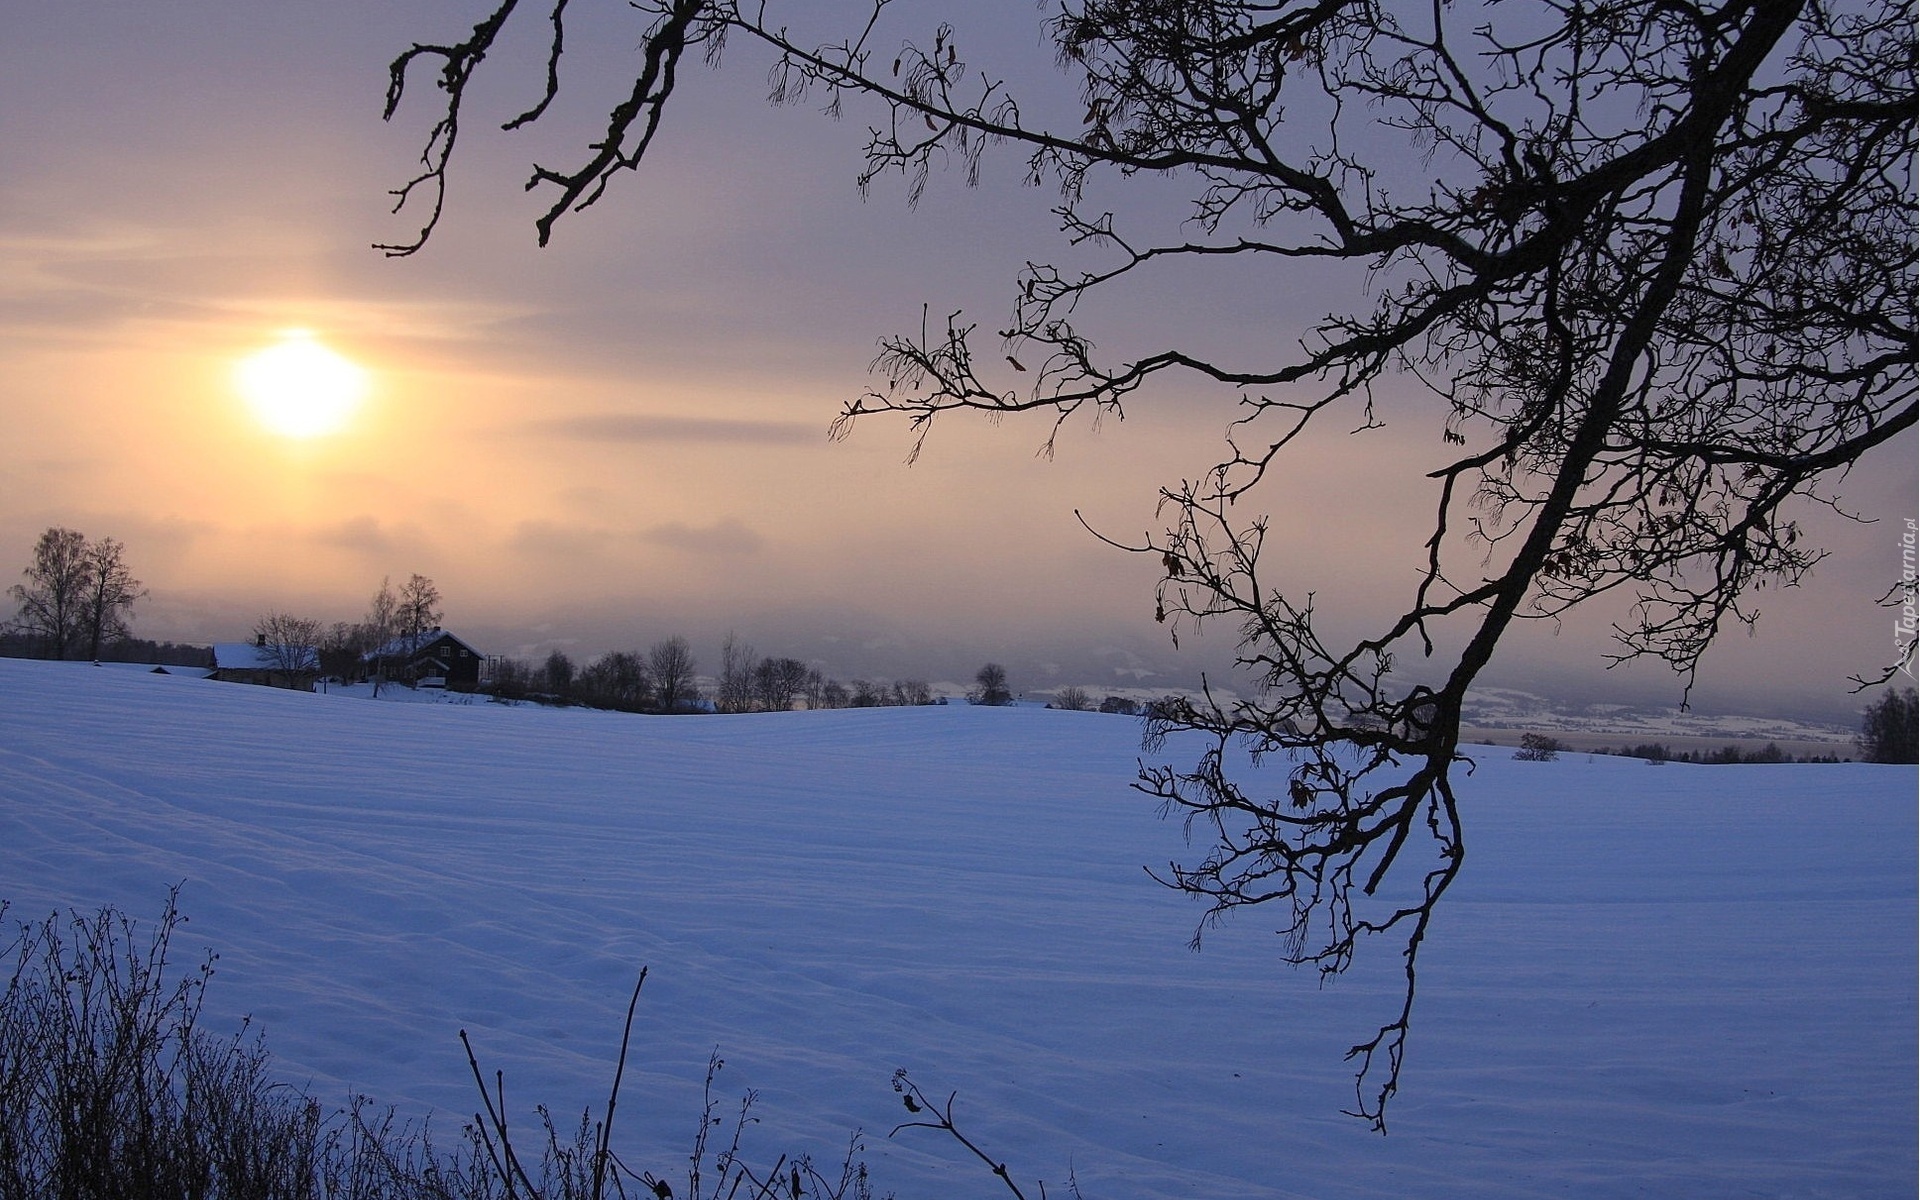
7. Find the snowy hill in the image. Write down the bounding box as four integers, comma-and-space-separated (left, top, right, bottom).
0, 659, 1912, 1198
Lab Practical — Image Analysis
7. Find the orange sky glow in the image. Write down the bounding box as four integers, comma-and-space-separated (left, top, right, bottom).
1, 2, 1911, 720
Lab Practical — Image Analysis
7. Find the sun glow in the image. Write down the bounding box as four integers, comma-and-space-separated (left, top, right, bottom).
235, 330, 368, 438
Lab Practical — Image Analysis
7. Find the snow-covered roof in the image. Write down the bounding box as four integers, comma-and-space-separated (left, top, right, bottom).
361, 628, 483, 662
211, 642, 318, 672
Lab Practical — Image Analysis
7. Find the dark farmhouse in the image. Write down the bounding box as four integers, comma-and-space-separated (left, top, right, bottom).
363, 628, 483, 690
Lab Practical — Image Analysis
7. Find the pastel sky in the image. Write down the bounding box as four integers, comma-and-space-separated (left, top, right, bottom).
3, 1, 1912, 720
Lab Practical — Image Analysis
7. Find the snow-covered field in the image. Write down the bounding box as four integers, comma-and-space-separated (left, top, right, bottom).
0, 659, 1912, 1198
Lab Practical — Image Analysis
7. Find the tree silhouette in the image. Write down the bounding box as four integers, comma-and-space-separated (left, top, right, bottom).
971, 663, 1012, 707
384, 0, 1916, 1127
648, 636, 700, 711
8, 529, 143, 661
251, 612, 323, 689
1857, 687, 1918, 764
78, 538, 144, 661
398, 573, 443, 643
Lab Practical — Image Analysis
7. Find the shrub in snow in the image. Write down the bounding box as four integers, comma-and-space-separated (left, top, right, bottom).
0, 893, 1045, 1200
970, 663, 1013, 707
0, 892, 487, 1199
1514, 733, 1566, 762
1052, 686, 1093, 711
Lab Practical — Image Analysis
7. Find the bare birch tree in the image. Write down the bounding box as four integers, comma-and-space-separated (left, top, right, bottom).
8, 528, 144, 661
77, 538, 144, 661
648, 636, 700, 712
398, 573, 444, 643
717, 631, 758, 713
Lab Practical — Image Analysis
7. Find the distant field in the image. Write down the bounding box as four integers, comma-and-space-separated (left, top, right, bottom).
1464, 727, 1854, 759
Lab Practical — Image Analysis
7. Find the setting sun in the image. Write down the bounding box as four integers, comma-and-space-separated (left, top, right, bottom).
234, 330, 368, 438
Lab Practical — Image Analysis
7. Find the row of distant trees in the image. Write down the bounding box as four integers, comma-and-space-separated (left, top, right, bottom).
492, 634, 946, 714
18, 526, 1900, 748
1517, 732, 1853, 765
476, 647, 1162, 716
0, 526, 1181, 716
488, 638, 704, 712
0, 528, 1010, 712
1588, 741, 1850, 765
4, 524, 1903, 749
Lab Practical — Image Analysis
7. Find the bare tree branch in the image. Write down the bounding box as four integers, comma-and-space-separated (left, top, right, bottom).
381, 0, 1918, 1129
